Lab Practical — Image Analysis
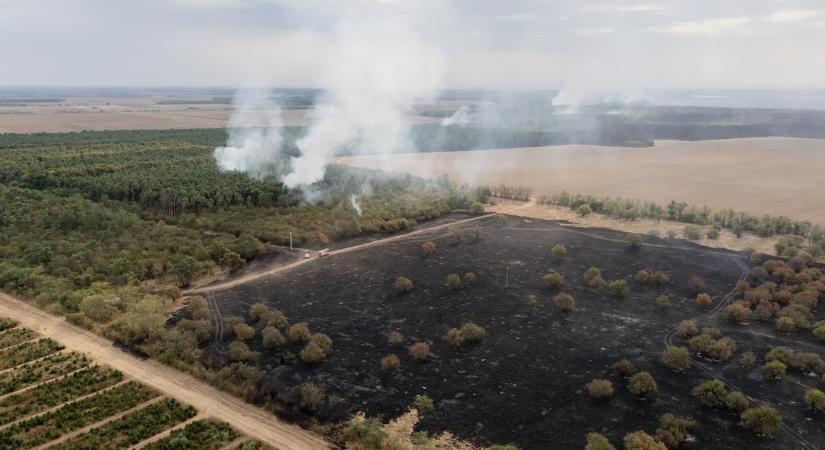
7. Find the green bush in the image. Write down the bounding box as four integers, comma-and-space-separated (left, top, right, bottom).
554, 293, 576, 312
394, 276, 413, 294
655, 413, 695, 448
261, 326, 285, 348
661, 346, 691, 371
740, 406, 782, 436
543, 273, 565, 289
577, 203, 593, 216
608, 280, 629, 297
683, 225, 703, 240
413, 394, 435, 415
628, 372, 658, 398
764, 360, 787, 380
445, 273, 462, 291
612, 359, 637, 377
622, 431, 666, 450
551, 244, 567, 257
725, 391, 751, 412
692, 380, 728, 408
584, 432, 615, 450
586, 379, 614, 400
804, 388, 825, 411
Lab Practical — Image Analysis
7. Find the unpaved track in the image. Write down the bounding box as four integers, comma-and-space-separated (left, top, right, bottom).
0, 292, 330, 450
187, 213, 496, 295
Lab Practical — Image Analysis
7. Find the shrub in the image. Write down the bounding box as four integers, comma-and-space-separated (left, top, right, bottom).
583, 267, 606, 289
628, 372, 658, 398
381, 354, 401, 373
288, 322, 311, 342
298, 382, 325, 412
586, 379, 614, 400
422, 241, 436, 256
262, 326, 285, 348
443, 328, 465, 347
463, 272, 477, 286
627, 234, 642, 251
470, 202, 484, 214
740, 351, 756, 367
676, 320, 699, 338
804, 388, 825, 411
695, 293, 712, 307
622, 431, 667, 450
266, 309, 288, 330
554, 293, 576, 312
228, 320, 254, 341
725, 391, 751, 412
688, 275, 706, 293
683, 225, 703, 240
395, 276, 413, 294
551, 244, 567, 258
543, 273, 565, 289
692, 380, 728, 408
707, 337, 737, 361
249, 303, 268, 322
813, 325, 825, 341
764, 360, 786, 380
460, 322, 487, 342
227, 340, 258, 362
310, 333, 333, 354
656, 295, 670, 311
706, 228, 720, 239
584, 433, 615, 450
577, 203, 592, 216
655, 413, 696, 448
662, 346, 691, 371
344, 415, 386, 449
775, 316, 796, 334
740, 406, 782, 436
388, 331, 404, 346
612, 359, 637, 377
299, 340, 327, 363
445, 273, 462, 291
634, 270, 650, 284
413, 394, 435, 414
608, 280, 629, 297
409, 342, 430, 361
726, 303, 753, 322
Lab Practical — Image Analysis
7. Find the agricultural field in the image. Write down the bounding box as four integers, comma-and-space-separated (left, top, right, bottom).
0, 318, 272, 449
199, 215, 825, 449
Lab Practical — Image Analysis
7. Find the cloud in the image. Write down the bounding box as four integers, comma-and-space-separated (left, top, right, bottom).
648, 17, 751, 35
496, 13, 537, 21
575, 27, 614, 35
582, 3, 667, 14
766, 9, 820, 23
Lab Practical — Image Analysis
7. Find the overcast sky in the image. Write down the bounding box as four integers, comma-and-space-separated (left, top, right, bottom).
2, 0, 825, 89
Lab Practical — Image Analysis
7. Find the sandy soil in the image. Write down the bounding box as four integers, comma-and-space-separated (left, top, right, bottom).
490, 198, 778, 255
0, 292, 330, 450
339, 137, 825, 224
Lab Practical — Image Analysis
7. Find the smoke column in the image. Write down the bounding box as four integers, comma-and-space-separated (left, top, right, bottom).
282, 5, 444, 187
213, 89, 284, 180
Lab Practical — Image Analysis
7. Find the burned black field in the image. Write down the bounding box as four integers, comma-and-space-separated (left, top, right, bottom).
207, 215, 825, 450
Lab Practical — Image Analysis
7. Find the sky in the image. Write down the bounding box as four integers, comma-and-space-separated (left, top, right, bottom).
2, 0, 825, 89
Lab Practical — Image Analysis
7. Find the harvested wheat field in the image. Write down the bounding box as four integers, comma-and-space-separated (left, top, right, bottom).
340, 137, 825, 224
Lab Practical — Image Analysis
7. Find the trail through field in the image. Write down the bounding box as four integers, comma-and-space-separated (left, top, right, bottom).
0, 292, 331, 450
186, 213, 496, 294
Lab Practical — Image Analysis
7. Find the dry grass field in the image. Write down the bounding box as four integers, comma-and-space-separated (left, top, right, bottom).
339, 137, 825, 224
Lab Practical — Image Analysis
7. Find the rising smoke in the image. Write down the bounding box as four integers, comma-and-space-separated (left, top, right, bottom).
214, 2, 444, 191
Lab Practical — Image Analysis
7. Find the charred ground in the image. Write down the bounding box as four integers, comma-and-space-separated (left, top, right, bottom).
205, 214, 825, 449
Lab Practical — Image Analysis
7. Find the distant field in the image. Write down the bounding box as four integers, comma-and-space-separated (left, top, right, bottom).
340, 137, 825, 224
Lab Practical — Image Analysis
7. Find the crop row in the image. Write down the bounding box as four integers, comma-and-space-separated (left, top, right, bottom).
0, 351, 89, 395
0, 365, 122, 425
0, 380, 158, 449
143, 419, 239, 450
0, 338, 63, 370
0, 327, 35, 350
51, 398, 196, 450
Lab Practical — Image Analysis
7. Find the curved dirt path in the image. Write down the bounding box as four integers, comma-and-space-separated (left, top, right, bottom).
0, 292, 331, 450
187, 213, 496, 295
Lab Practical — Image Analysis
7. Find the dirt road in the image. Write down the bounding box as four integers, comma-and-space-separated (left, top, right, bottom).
187, 213, 496, 295
0, 292, 331, 450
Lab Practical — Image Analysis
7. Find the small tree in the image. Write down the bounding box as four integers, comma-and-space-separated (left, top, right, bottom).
662, 346, 691, 371
676, 320, 699, 338
288, 322, 312, 342
551, 244, 567, 258
233, 323, 255, 341
381, 354, 401, 373
262, 326, 285, 348
267, 309, 288, 330
584, 433, 616, 450
174, 256, 198, 287
726, 303, 753, 322
422, 241, 437, 257
688, 275, 705, 293
813, 325, 825, 342
740, 406, 782, 436
608, 280, 629, 298
622, 431, 667, 450
656, 294, 671, 311
586, 379, 614, 400
554, 293, 576, 312
655, 413, 696, 448
310, 333, 333, 354
460, 322, 487, 342
739, 351, 756, 367
445, 273, 462, 291
577, 203, 593, 217
413, 394, 435, 414
692, 380, 728, 408
725, 391, 751, 412
463, 272, 477, 286
775, 316, 796, 334
627, 234, 642, 251
764, 360, 786, 380
544, 272, 565, 289
804, 388, 825, 411
299, 340, 327, 363
695, 293, 712, 307
628, 372, 658, 398
249, 303, 269, 322
409, 342, 430, 361
612, 359, 637, 377
388, 331, 404, 346
395, 276, 413, 294
470, 202, 484, 215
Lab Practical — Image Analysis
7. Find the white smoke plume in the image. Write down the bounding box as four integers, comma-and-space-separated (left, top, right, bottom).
213, 89, 284, 180
283, 5, 444, 187
441, 105, 472, 127
350, 194, 362, 216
